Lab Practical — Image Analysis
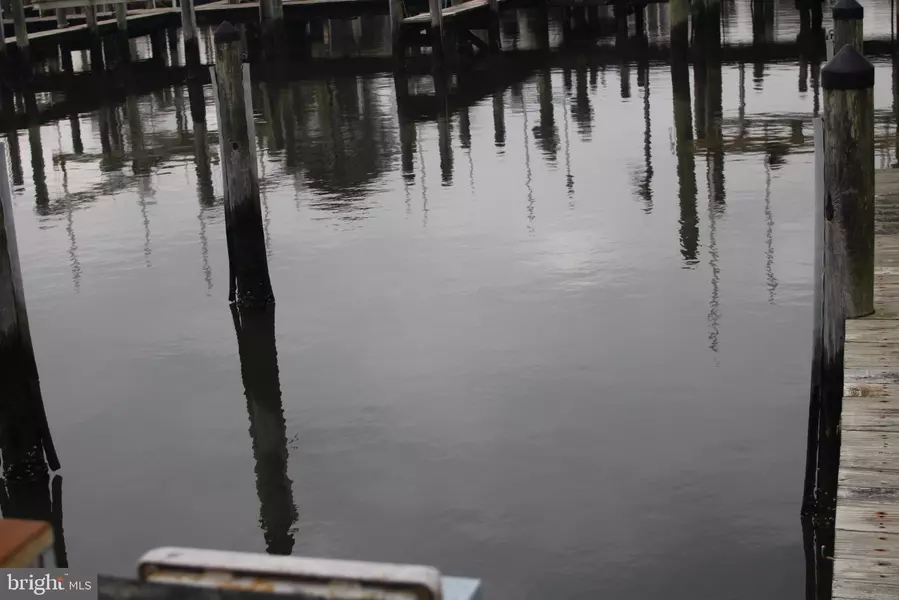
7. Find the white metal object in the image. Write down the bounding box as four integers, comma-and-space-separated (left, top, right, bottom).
137, 547, 480, 600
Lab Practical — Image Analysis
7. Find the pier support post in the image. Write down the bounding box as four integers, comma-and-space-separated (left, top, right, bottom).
11, 0, 28, 56
260, 0, 285, 57
213, 22, 274, 307
85, 4, 98, 34
487, 0, 500, 52
428, 0, 445, 64
181, 0, 199, 56
115, 3, 127, 31
55, 8, 68, 27
669, 0, 689, 58
832, 0, 863, 55
388, 0, 404, 57
0, 141, 61, 483
823, 45, 875, 318
803, 44, 874, 519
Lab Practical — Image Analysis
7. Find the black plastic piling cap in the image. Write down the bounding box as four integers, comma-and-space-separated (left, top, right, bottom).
214, 21, 241, 44
833, 0, 863, 21
822, 44, 874, 90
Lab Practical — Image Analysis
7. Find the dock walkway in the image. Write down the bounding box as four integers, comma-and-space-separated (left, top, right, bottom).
835, 168, 899, 599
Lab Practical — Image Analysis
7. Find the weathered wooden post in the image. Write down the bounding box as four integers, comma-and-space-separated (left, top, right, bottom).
213, 22, 274, 307
55, 7, 68, 27
85, 3, 98, 34
669, 0, 689, 58
387, 0, 404, 57
259, 0, 284, 56
0, 140, 61, 483
802, 44, 874, 519
115, 3, 127, 32
487, 0, 500, 52
181, 0, 199, 57
11, 0, 28, 56
0, 3, 6, 59
832, 0, 862, 55
428, 0, 444, 64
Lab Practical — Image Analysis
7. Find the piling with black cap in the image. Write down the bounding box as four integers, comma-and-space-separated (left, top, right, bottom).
832, 0, 863, 54
213, 22, 274, 307
804, 43, 874, 519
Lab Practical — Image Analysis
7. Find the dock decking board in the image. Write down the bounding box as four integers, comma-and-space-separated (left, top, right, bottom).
835, 168, 899, 600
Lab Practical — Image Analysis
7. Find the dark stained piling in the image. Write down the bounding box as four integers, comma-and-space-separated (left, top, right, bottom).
55, 8, 67, 28
150, 29, 167, 66
803, 45, 874, 524
213, 22, 274, 307
669, 0, 689, 59
0, 140, 60, 484
832, 0, 863, 55
387, 0, 403, 57
259, 0, 284, 57
230, 304, 297, 555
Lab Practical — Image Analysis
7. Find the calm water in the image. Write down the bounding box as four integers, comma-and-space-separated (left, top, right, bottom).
4, 2, 899, 598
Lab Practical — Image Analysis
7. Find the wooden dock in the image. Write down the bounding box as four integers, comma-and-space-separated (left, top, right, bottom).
834, 168, 899, 599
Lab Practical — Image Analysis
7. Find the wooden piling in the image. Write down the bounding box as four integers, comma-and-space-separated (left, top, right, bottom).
0, 3, 6, 57
55, 7, 68, 28
387, 0, 403, 57
115, 3, 127, 31
180, 0, 199, 52
832, 0, 863, 55
260, 0, 285, 55
487, 0, 500, 52
669, 0, 690, 57
428, 0, 444, 62
803, 44, 874, 519
0, 140, 61, 481
11, 0, 28, 52
213, 22, 274, 307
85, 4, 98, 35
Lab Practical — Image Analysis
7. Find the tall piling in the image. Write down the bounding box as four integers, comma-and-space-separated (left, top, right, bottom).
259, 0, 285, 57
803, 44, 874, 525
181, 0, 199, 58
213, 22, 274, 307
832, 0, 863, 55
0, 140, 61, 484
55, 7, 68, 27
669, 0, 690, 58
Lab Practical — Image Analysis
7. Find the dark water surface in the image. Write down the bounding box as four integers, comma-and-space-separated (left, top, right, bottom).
5, 1, 899, 598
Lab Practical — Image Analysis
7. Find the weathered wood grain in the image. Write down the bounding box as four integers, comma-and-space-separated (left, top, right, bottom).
835, 169, 899, 596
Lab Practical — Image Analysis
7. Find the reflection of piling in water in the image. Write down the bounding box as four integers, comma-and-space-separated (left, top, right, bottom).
615, 29, 630, 100
672, 48, 698, 264
22, 91, 49, 207
435, 71, 453, 186
0, 141, 61, 499
638, 48, 653, 213
395, 77, 416, 179
535, 68, 557, 160
493, 88, 505, 148
231, 304, 298, 556
194, 121, 215, 207
126, 95, 151, 176
573, 62, 592, 138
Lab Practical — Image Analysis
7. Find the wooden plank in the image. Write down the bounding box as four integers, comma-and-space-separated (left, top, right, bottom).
841, 467, 899, 489
842, 398, 899, 432
836, 498, 899, 532
836, 528, 899, 560
402, 0, 489, 25
0, 519, 53, 567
